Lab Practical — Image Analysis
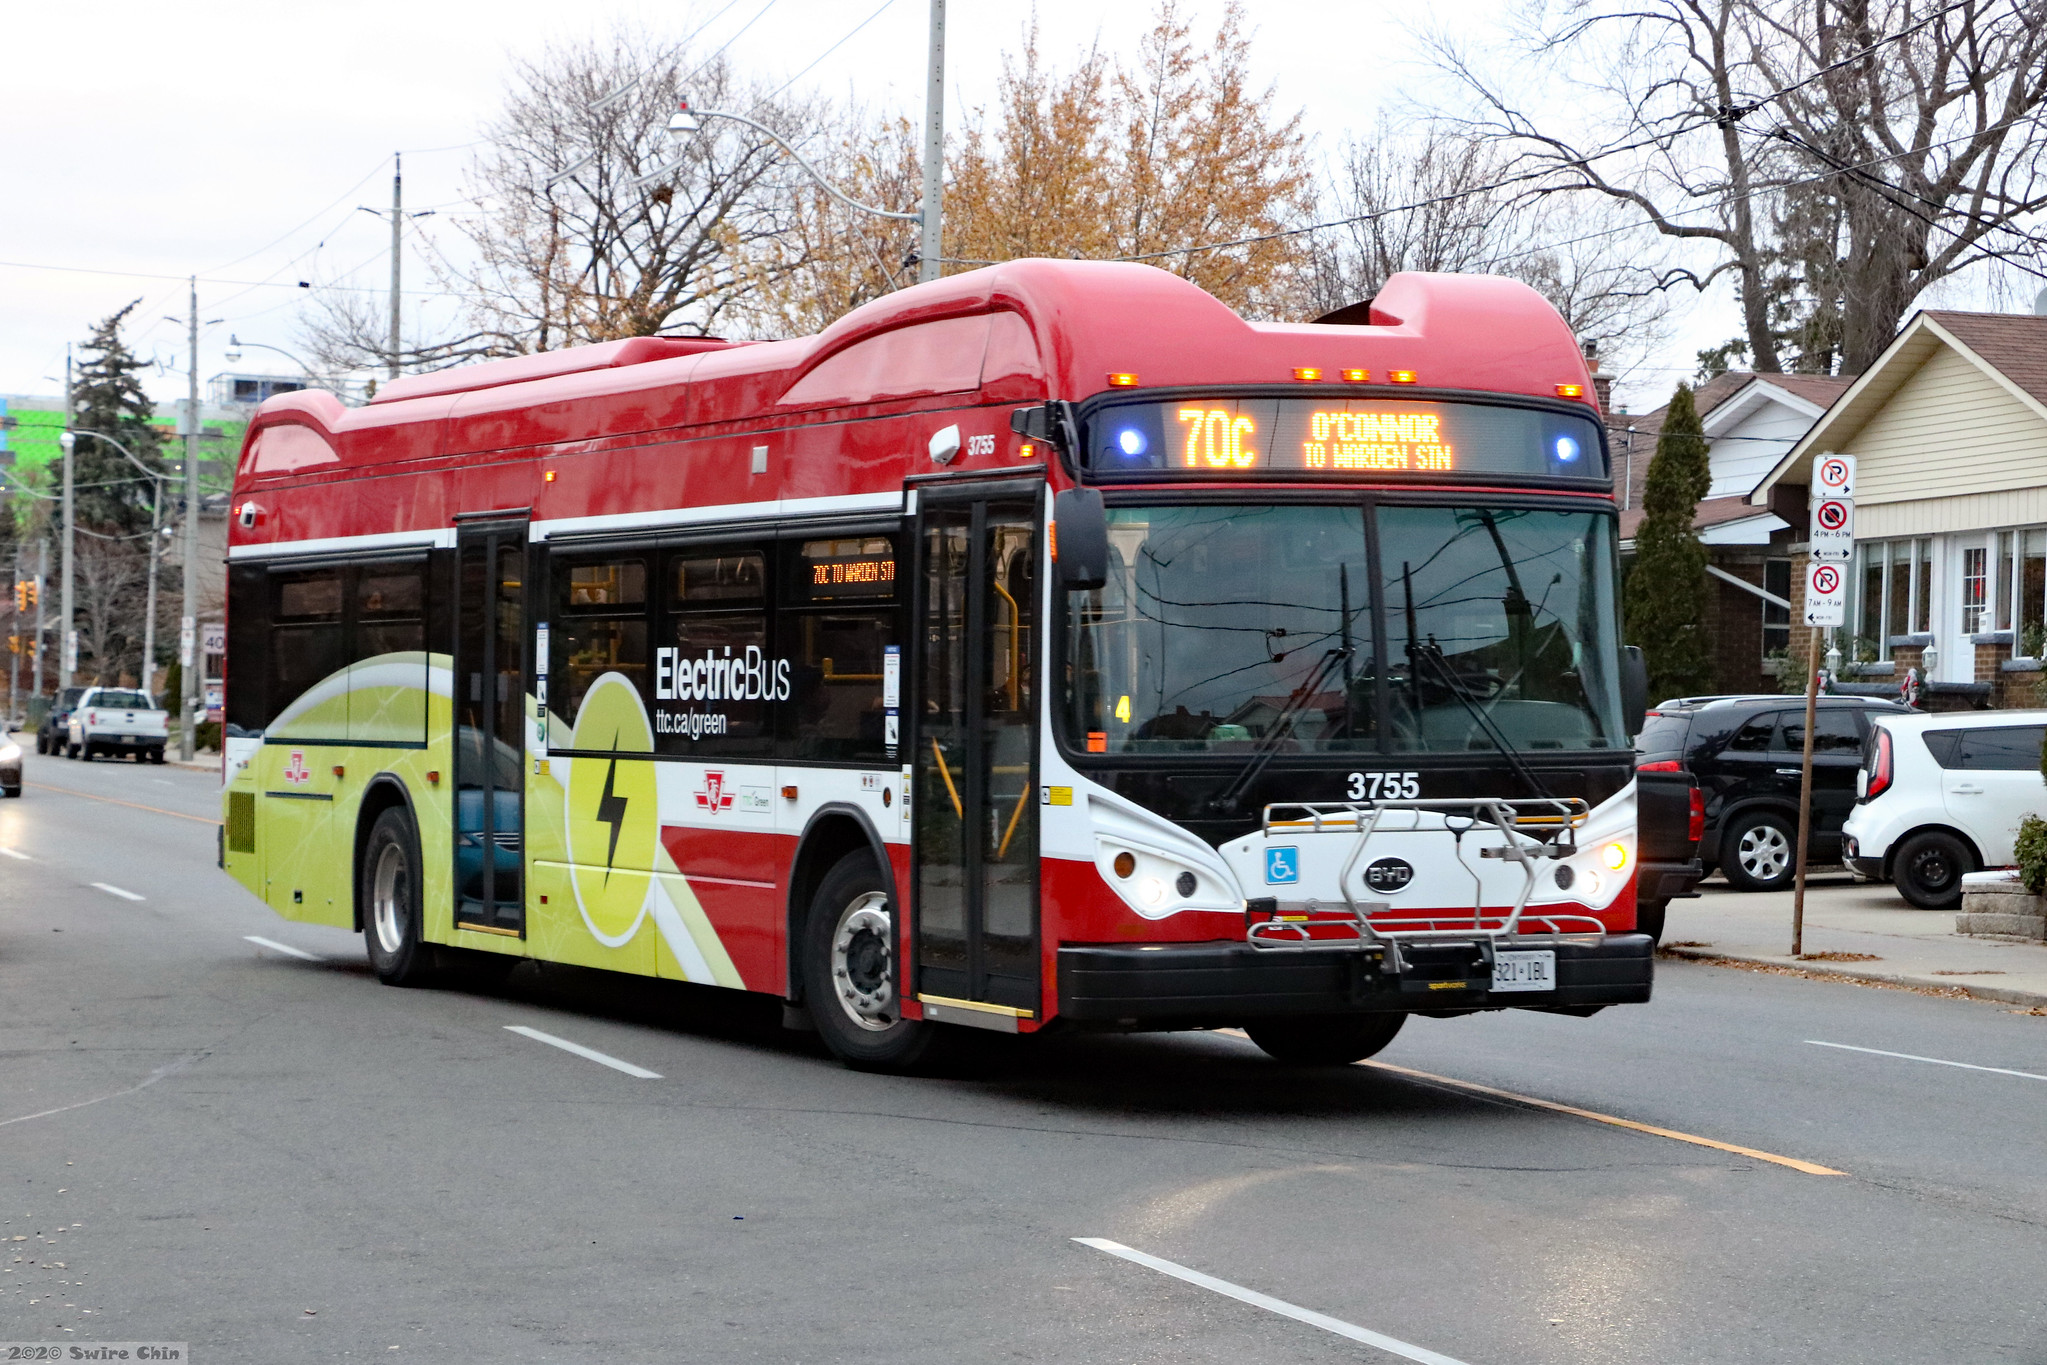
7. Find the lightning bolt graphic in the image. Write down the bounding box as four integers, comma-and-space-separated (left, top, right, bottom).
595, 727, 628, 885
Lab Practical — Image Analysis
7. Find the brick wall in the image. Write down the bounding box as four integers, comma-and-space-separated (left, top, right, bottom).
1709, 551, 1773, 694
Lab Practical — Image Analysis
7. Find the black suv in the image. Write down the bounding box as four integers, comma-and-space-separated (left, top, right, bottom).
1635, 695, 1915, 892
35, 686, 86, 756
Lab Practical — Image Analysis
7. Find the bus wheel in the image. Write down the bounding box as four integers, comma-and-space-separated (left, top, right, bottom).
362, 806, 433, 986
1245, 1013, 1405, 1066
802, 852, 935, 1072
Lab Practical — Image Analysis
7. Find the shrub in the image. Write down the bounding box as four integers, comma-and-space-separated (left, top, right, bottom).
2015, 815, 2047, 894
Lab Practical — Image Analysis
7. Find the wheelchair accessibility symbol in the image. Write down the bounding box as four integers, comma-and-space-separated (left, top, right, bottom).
1265, 846, 1300, 884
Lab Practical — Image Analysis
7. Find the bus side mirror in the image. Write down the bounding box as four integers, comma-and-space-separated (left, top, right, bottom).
1011, 400, 1080, 456
1053, 488, 1108, 590
1621, 645, 1649, 737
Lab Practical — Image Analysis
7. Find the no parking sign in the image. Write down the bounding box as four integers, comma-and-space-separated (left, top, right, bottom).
1804, 560, 1846, 626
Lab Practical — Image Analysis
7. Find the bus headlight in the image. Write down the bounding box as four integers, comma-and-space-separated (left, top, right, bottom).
1601, 841, 1628, 872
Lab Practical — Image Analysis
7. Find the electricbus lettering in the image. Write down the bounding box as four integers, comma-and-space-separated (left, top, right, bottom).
653, 645, 793, 704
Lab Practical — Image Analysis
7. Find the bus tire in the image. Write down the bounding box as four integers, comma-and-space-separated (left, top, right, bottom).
1245, 1012, 1405, 1066
802, 851, 936, 1072
361, 805, 434, 986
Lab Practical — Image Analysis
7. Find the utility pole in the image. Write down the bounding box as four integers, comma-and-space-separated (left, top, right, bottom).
388, 152, 402, 380
32, 539, 46, 699
179, 275, 200, 761
919, 0, 945, 284
141, 479, 160, 703
60, 346, 74, 692
7, 544, 17, 726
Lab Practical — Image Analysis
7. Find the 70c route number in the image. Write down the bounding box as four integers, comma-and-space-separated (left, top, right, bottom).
1348, 771, 1421, 800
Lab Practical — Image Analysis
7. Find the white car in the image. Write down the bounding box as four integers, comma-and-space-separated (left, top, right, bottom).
65, 687, 170, 764
1843, 710, 2047, 909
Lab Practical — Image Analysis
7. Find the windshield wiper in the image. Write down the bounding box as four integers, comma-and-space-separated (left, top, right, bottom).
1407, 639, 1556, 802
1207, 646, 1348, 814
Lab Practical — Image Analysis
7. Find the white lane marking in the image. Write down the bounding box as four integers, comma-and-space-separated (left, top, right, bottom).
91, 882, 144, 901
0, 847, 28, 860
244, 935, 322, 962
1075, 1238, 1474, 1365
1808, 1039, 2047, 1083
504, 1025, 662, 1079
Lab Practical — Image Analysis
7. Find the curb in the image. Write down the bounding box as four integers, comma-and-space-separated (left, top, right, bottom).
1661, 945, 2047, 1009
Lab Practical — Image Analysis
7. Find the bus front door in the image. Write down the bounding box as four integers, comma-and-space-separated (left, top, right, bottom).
912, 488, 1041, 1026
453, 521, 528, 937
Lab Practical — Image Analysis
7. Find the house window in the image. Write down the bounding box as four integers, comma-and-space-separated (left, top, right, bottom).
1962, 546, 1989, 634
1762, 558, 1791, 659
1852, 537, 1937, 659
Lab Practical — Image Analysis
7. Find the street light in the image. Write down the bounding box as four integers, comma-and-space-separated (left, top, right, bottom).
61, 429, 173, 703
635, 101, 920, 227
225, 335, 319, 376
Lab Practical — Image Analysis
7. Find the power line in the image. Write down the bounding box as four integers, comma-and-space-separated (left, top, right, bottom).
1109, 0, 2008, 266
762, 0, 899, 104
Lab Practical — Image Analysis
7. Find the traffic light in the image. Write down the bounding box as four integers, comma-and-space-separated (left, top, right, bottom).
12, 579, 35, 612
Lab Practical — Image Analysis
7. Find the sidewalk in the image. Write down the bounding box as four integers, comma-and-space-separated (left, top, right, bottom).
1662, 873, 2047, 1008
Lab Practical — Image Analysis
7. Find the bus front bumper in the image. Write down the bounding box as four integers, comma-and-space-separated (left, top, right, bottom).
1055, 934, 1654, 1027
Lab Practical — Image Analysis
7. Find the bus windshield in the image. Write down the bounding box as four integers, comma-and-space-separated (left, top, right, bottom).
1063, 503, 1623, 756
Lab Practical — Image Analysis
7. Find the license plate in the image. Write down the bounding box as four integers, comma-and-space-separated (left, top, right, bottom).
1491, 950, 1555, 992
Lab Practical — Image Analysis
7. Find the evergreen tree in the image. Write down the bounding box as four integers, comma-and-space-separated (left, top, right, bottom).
69, 301, 167, 536
1625, 384, 1713, 700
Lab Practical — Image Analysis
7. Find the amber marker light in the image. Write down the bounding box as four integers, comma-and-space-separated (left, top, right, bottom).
1018, 441, 1036, 459
1556, 383, 1585, 398
1107, 372, 1140, 387
1292, 366, 1323, 382
1341, 368, 1370, 382
1389, 369, 1418, 384
543, 469, 558, 482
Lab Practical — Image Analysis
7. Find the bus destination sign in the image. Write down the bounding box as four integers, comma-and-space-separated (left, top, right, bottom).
1088, 397, 1603, 480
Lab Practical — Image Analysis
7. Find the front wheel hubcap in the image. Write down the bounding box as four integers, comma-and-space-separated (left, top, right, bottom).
830, 892, 896, 1032
372, 842, 410, 955
1738, 825, 1791, 882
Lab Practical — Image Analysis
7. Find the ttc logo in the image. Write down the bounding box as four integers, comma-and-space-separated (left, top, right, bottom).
695, 770, 734, 813
1264, 846, 1300, 885
283, 751, 311, 786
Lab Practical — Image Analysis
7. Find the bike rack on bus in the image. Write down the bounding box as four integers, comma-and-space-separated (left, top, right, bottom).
1243, 797, 1604, 971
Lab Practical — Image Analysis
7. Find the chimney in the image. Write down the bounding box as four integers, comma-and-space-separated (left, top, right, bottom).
1583, 340, 1612, 416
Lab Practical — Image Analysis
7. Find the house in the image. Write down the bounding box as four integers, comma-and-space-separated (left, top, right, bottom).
1614, 370, 1854, 694
1752, 307, 2047, 708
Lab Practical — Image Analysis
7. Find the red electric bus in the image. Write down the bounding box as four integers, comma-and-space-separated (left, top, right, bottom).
220, 259, 1653, 1070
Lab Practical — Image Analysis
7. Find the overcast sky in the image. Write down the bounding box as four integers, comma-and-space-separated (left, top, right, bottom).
9, 0, 1772, 413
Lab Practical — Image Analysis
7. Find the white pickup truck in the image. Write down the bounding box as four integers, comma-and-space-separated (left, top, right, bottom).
66, 687, 170, 764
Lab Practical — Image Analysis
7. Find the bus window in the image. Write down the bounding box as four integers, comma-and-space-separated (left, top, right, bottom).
271, 567, 347, 737
351, 562, 427, 744
551, 554, 650, 728
663, 545, 774, 758
783, 537, 898, 762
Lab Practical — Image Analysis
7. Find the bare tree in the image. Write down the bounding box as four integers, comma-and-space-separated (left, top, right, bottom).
301, 26, 830, 369
1303, 127, 1673, 367
72, 533, 152, 687
453, 30, 832, 350
1750, 0, 2047, 371
1430, 0, 2047, 374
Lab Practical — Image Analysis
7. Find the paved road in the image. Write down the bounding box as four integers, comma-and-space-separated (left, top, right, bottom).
4, 737, 2046, 1363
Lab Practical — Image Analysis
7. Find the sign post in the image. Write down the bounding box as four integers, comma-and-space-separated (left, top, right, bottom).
1794, 456, 1855, 955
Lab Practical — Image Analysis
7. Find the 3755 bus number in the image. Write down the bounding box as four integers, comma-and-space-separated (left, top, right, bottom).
1348, 771, 1420, 800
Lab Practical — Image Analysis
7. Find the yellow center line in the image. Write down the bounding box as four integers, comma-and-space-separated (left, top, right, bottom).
1361, 1059, 1846, 1176
25, 782, 222, 827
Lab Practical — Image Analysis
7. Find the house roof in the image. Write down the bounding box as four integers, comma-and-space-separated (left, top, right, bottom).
1611, 370, 1850, 536
1752, 308, 2047, 501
